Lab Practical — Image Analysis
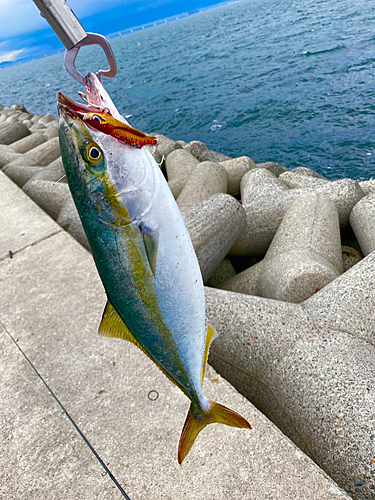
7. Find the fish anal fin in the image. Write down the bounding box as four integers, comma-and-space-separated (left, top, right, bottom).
98, 301, 190, 398
202, 323, 218, 382
178, 401, 251, 464
98, 301, 143, 348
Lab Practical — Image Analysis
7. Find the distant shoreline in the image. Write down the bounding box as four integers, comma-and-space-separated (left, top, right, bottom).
0, 0, 245, 70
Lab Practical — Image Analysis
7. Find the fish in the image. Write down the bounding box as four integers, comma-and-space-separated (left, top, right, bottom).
57, 72, 251, 464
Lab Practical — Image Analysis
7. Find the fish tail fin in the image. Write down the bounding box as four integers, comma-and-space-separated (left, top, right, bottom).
178, 400, 251, 464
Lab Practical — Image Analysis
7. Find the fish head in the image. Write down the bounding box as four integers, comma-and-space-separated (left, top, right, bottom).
58, 84, 157, 227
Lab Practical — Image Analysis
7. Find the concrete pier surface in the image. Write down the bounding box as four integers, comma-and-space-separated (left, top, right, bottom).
0, 174, 349, 498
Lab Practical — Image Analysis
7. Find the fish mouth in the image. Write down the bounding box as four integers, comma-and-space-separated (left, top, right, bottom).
57, 91, 111, 120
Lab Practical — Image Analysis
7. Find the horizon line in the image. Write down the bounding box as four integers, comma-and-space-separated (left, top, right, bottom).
1, 0, 246, 69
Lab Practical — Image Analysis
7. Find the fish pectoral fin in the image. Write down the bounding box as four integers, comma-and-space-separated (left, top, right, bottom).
202, 323, 218, 383
178, 401, 252, 464
140, 224, 159, 277
98, 301, 143, 349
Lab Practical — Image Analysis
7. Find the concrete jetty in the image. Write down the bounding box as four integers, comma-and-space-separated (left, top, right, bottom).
2, 102, 373, 499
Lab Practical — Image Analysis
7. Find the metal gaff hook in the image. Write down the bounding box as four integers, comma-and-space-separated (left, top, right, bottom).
32, 0, 117, 86
64, 33, 117, 86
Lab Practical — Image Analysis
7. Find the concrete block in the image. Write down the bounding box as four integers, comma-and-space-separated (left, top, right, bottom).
220, 156, 256, 196
231, 172, 364, 256
11, 103, 27, 112
30, 122, 47, 132
167, 177, 187, 199
0, 171, 60, 260
0, 147, 22, 168
23, 179, 71, 220
37, 113, 57, 126
8, 131, 47, 154
206, 258, 237, 288
43, 122, 59, 140
222, 259, 264, 295
224, 193, 343, 302
16, 111, 32, 122
0, 108, 10, 119
27, 137, 61, 166
153, 133, 182, 163
5, 114, 21, 123
57, 198, 90, 250
177, 161, 228, 209
165, 148, 199, 182
199, 149, 231, 162
5, 164, 45, 188
359, 179, 375, 196
229, 201, 287, 256
311, 179, 365, 226
257, 250, 340, 302
183, 140, 208, 159
302, 250, 375, 345
291, 167, 329, 179
0, 121, 30, 145
279, 171, 330, 189
349, 193, 375, 256
255, 161, 288, 176
22, 119, 33, 129
30, 114, 43, 123
341, 245, 362, 271
265, 192, 343, 273
229, 170, 289, 256
241, 168, 289, 206
31, 157, 65, 183
182, 194, 246, 282
206, 286, 375, 499
4, 137, 61, 170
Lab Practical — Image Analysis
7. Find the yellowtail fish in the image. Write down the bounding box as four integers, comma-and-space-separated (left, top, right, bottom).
57, 72, 251, 463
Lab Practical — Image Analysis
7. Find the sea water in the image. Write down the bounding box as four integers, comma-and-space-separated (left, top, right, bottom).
1, 0, 375, 180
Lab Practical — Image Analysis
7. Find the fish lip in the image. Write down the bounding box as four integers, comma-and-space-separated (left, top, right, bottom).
57, 91, 111, 120
57, 92, 94, 118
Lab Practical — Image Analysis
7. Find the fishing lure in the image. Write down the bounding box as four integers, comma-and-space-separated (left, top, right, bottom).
83, 112, 158, 149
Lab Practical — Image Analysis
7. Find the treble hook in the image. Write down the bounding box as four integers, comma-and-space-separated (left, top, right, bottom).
32, 0, 117, 85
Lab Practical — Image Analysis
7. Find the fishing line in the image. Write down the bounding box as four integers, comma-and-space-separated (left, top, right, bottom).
1, 320, 131, 500
53, 175, 66, 184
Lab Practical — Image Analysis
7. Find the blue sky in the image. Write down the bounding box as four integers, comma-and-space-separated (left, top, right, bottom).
0, 0, 223, 64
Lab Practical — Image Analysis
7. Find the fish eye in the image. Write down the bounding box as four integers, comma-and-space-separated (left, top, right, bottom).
92, 115, 102, 124
81, 142, 106, 175
88, 146, 101, 160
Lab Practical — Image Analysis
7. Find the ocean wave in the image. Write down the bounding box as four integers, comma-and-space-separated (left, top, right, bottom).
302, 45, 346, 56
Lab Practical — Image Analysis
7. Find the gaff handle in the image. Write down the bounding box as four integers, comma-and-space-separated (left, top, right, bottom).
32, 0, 87, 50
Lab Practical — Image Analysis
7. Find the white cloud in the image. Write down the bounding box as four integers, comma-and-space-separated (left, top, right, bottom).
0, 0, 45, 38
0, 49, 24, 63
0, 0, 130, 40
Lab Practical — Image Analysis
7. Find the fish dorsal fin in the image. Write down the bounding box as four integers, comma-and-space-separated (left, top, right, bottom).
98, 301, 190, 398
202, 323, 218, 382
